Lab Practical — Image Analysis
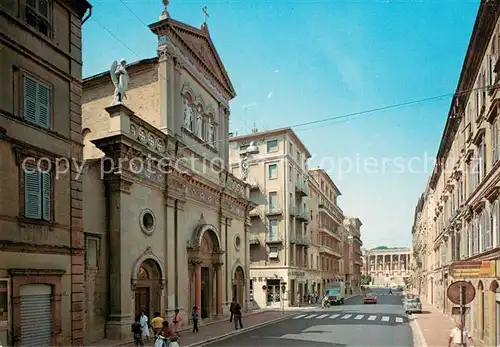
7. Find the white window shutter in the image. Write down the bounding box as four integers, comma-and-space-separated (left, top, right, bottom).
42, 172, 51, 221
24, 76, 37, 124
37, 83, 50, 128
24, 170, 41, 219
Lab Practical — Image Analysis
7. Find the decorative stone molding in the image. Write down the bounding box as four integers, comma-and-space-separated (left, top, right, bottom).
107, 176, 133, 194
130, 246, 166, 290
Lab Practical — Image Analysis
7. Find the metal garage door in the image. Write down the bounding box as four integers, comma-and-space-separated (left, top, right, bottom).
20, 284, 52, 346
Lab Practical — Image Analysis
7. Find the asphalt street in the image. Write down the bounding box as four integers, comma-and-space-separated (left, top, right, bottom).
206, 287, 413, 347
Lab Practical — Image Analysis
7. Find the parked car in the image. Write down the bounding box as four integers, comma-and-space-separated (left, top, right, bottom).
363, 293, 377, 304
404, 296, 422, 314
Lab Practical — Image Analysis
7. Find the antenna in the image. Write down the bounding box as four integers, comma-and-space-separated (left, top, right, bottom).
251, 122, 258, 133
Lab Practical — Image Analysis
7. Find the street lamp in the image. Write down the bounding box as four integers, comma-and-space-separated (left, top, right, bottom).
280, 282, 287, 315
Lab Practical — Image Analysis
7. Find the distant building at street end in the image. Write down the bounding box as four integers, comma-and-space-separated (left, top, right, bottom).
411, 2, 500, 346
364, 247, 411, 286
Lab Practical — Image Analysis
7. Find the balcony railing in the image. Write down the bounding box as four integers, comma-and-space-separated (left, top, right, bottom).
292, 233, 310, 246
295, 180, 309, 196
266, 232, 283, 244
319, 245, 342, 257
295, 209, 309, 221
265, 205, 283, 216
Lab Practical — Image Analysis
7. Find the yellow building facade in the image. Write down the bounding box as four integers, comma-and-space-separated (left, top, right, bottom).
412, 2, 500, 345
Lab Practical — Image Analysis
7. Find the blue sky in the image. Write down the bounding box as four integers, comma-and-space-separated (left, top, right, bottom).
83, 0, 480, 249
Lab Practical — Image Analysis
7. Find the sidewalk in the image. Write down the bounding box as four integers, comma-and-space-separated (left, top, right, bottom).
411, 300, 464, 347
89, 310, 296, 347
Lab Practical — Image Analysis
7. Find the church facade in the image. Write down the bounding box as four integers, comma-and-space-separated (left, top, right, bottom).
80, 9, 253, 342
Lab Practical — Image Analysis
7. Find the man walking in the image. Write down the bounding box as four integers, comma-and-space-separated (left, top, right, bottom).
448, 321, 472, 347
232, 300, 243, 330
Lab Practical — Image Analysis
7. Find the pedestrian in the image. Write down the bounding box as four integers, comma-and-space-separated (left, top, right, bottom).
151, 312, 164, 336
296, 293, 301, 307
232, 300, 243, 330
229, 298, 236, 322
192, 306, 199, 332
171, 308, 182, 337
154, 321, 171, 347
139, 310, 150, 341
131, 316, 144, 347
448, 321, 472, 347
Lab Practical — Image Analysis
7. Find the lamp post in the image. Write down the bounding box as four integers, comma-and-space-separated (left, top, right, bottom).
280, 281, 287, 315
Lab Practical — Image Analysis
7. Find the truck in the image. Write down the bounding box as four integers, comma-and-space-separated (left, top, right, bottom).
324, 282, 345, 305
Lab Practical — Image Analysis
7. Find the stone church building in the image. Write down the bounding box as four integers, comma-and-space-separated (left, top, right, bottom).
80, 5, 253, 342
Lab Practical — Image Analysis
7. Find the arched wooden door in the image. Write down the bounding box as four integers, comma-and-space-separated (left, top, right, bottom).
232, 266, 244, 304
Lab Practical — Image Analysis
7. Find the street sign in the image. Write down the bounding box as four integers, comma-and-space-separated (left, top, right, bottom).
447, 281, 476, 305
452, 306, 470, 315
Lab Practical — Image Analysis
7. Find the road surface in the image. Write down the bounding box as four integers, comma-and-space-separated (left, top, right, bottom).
206, 287, 413, 347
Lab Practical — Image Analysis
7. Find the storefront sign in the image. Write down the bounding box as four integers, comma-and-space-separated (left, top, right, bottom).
289, 271, 305, 277
450, 260, 496, 279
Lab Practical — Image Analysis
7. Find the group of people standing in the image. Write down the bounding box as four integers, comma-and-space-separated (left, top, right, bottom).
131, 309, 183, 347
130, 298, 244, 346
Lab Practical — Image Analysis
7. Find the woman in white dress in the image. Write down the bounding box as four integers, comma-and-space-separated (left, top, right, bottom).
139, 311, 150, 341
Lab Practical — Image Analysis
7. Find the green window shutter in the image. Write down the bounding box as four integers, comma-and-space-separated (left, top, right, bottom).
41, 172, 51, 220
37, 83, 50, 129
24, 76, 37, 124
24, 169, 41, 219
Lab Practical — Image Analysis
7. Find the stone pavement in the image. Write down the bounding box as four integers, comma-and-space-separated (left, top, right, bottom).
411, 300, 475, 347
88, 310, 295, 347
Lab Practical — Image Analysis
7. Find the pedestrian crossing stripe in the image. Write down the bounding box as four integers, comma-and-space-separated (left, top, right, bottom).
292, 313, 406, 323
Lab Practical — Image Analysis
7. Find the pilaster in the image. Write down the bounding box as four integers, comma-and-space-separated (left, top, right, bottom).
105, 176, 134, 340
158, 50, 174, 134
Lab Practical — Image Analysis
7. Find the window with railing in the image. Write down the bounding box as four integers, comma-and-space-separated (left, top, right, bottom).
483, 208, 492, 251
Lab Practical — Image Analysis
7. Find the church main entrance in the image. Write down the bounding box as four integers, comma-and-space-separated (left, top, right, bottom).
188, 223, 224, 320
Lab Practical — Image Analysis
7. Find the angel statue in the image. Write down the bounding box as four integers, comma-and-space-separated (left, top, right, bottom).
110, 59, 129, 105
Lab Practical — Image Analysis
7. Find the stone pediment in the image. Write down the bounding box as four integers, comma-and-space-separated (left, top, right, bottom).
150, 18, 235, 98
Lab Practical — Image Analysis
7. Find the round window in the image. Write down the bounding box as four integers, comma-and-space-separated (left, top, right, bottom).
140, 209, 156, 235
235, 235, 241, 250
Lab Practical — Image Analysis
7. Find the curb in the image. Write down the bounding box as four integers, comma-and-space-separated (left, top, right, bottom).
408, 315, 427, 347
184, 312, 300, 347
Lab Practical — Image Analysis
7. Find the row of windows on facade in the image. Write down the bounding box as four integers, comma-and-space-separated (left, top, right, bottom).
436, 199, 500, 266
438, 120, 500, 226
267, 191, 308, 213
240, 140, 307, 168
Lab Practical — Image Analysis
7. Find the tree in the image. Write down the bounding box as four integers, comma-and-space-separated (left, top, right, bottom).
360, 275, 372, 285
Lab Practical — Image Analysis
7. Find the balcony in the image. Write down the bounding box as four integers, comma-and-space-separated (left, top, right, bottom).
318, 224, 341, 241
295, 210, 309, 221
265, 205, 282, 216
248, 181, 260, 191
249, 234, 260, 245
319, 245, 342, 258
291, 233, 310, 246
295, 180, 309, 196
249, 209, 261, 218
289, 204, 296, 216
265, 233, 283, 245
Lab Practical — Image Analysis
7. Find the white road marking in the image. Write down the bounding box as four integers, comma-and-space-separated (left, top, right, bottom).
341, 314, 352, 319
368, 315, 377, 320
304, 314, 317, 319
293, 314, 306, 319
381, 316, 390, 322
329, 314, 340, 319
395, 317, 403, 323
354, 315, 364, 320
316, 314, 328, 319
